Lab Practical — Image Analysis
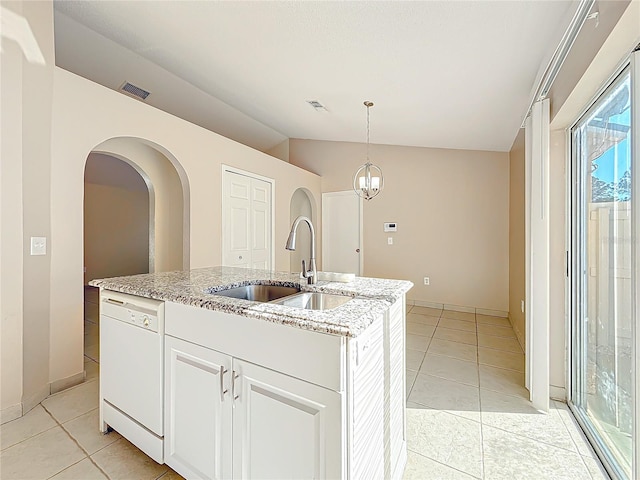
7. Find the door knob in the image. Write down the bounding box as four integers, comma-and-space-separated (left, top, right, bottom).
356, 249, 360, 253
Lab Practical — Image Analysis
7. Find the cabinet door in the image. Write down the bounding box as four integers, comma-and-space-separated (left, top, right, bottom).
165, 336, 232, 480
232, 359, 343, 480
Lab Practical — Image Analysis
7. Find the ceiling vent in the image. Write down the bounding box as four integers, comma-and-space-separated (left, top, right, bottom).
306, 100, 328, 112
119, 82, 151, 101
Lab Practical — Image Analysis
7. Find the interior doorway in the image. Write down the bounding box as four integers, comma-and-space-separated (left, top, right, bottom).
322, 191, 362, 275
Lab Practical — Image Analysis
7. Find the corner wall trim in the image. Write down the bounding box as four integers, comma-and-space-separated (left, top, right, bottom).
509, 313, 526, 352
550, 385, 567, 402
50, 371, 85, 395
21, 385, 50, 417
1, 404, 23, 425
476, 308, 509, 318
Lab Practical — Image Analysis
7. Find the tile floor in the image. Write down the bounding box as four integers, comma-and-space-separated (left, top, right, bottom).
1, 297, 610, 479
403, 305, 610, 479
0, 288, 183, 480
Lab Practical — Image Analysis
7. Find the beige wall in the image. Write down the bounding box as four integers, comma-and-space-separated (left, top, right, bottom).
1, 1, 26, 422
84, 183, 150, 283
290, 139, 510, 312
508, 129, 526, 347
266, 139, 290, 163
549, 131, 568, 392
1, 0, 56, 420
48, 67, 322, 388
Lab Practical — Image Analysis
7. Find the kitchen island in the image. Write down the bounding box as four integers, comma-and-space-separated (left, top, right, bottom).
91, 266, 412, 480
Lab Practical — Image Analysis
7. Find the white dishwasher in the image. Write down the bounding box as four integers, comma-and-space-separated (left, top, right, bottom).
100, 290, 165, 463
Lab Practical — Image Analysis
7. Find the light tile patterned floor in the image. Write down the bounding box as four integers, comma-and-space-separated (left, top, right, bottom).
0, 288, 183, 480
404, 304, 610, 480
1, 296, 610, 479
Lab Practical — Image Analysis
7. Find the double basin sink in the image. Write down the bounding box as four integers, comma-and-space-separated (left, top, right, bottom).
211, 284, 352, 311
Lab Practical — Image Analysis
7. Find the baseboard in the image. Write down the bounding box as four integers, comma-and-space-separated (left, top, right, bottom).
550, 385, 566, 402
509, 313, 526, 352
410, 300, 510, 317
50, 371, 85, 395
443, 304, 475, 313
410, 299, 444, 309
1, 403, 22, 425
476, 308, 509, 318
21, 384, 49, 415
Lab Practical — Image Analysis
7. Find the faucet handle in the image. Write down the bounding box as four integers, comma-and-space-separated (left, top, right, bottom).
301, 260, 309, 278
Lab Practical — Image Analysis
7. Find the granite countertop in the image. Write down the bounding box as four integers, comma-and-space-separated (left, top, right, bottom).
89, 266, 413, 337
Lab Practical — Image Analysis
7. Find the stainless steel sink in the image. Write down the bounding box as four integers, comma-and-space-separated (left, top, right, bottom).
271, 292, 352, 311
211, 284, 300, 302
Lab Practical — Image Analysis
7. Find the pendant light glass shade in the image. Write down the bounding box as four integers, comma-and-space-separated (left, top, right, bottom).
353, 101, 384, 200
353, 162, 384, 200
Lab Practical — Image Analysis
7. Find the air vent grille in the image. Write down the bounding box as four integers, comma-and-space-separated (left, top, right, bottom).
120, 82, 150, 100
306, 100, 328, 112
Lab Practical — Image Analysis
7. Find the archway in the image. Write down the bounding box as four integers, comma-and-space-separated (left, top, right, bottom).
289, 188, 316, 273
93, 137, 190, 271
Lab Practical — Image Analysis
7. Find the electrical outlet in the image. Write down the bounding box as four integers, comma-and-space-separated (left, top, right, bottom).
30, 237, 46, 256
521, 300, 525, 313
387, 237, 393, 245
423, 277, 430, 285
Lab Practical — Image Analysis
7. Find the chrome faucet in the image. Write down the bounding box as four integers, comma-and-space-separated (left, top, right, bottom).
285, 216, 317, 285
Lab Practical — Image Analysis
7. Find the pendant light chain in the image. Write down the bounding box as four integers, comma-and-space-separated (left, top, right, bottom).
366, 102, 370, 163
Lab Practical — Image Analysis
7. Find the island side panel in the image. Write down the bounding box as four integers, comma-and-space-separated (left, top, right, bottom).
388, 296, 407, 479
346, 316, 385, 479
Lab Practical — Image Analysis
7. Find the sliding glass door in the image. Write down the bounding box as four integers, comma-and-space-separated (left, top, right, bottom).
570, 65, 634, 479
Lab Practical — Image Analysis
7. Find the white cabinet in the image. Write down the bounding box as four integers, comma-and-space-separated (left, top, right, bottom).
164, 336, 232, 479
162, 300, 403, 480
165, 335, 342, 480
232, 359, 342, 480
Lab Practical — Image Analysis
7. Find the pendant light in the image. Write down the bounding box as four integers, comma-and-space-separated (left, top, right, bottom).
353, 101, 384, 200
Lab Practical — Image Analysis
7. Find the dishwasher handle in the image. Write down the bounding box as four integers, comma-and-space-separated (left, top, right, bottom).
104, 298, 126, 306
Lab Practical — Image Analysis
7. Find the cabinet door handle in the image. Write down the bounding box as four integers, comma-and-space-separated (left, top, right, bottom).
232, 371, 240, 400
220, 367, 228, 401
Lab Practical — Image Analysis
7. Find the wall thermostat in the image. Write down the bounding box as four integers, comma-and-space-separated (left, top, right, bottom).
384, 222, 397, 232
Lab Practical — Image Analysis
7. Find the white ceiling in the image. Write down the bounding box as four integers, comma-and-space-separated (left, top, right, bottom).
53, 1, 578, 153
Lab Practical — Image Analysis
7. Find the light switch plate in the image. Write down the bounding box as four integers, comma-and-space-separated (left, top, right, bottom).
30, 237, 46, 256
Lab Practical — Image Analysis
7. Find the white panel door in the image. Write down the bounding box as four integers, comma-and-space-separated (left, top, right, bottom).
223, 170, 272, 270
250, 180, 271, 269
232, 359, 342, 480
322, 191, 362, 275
165, 336, 233, 480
